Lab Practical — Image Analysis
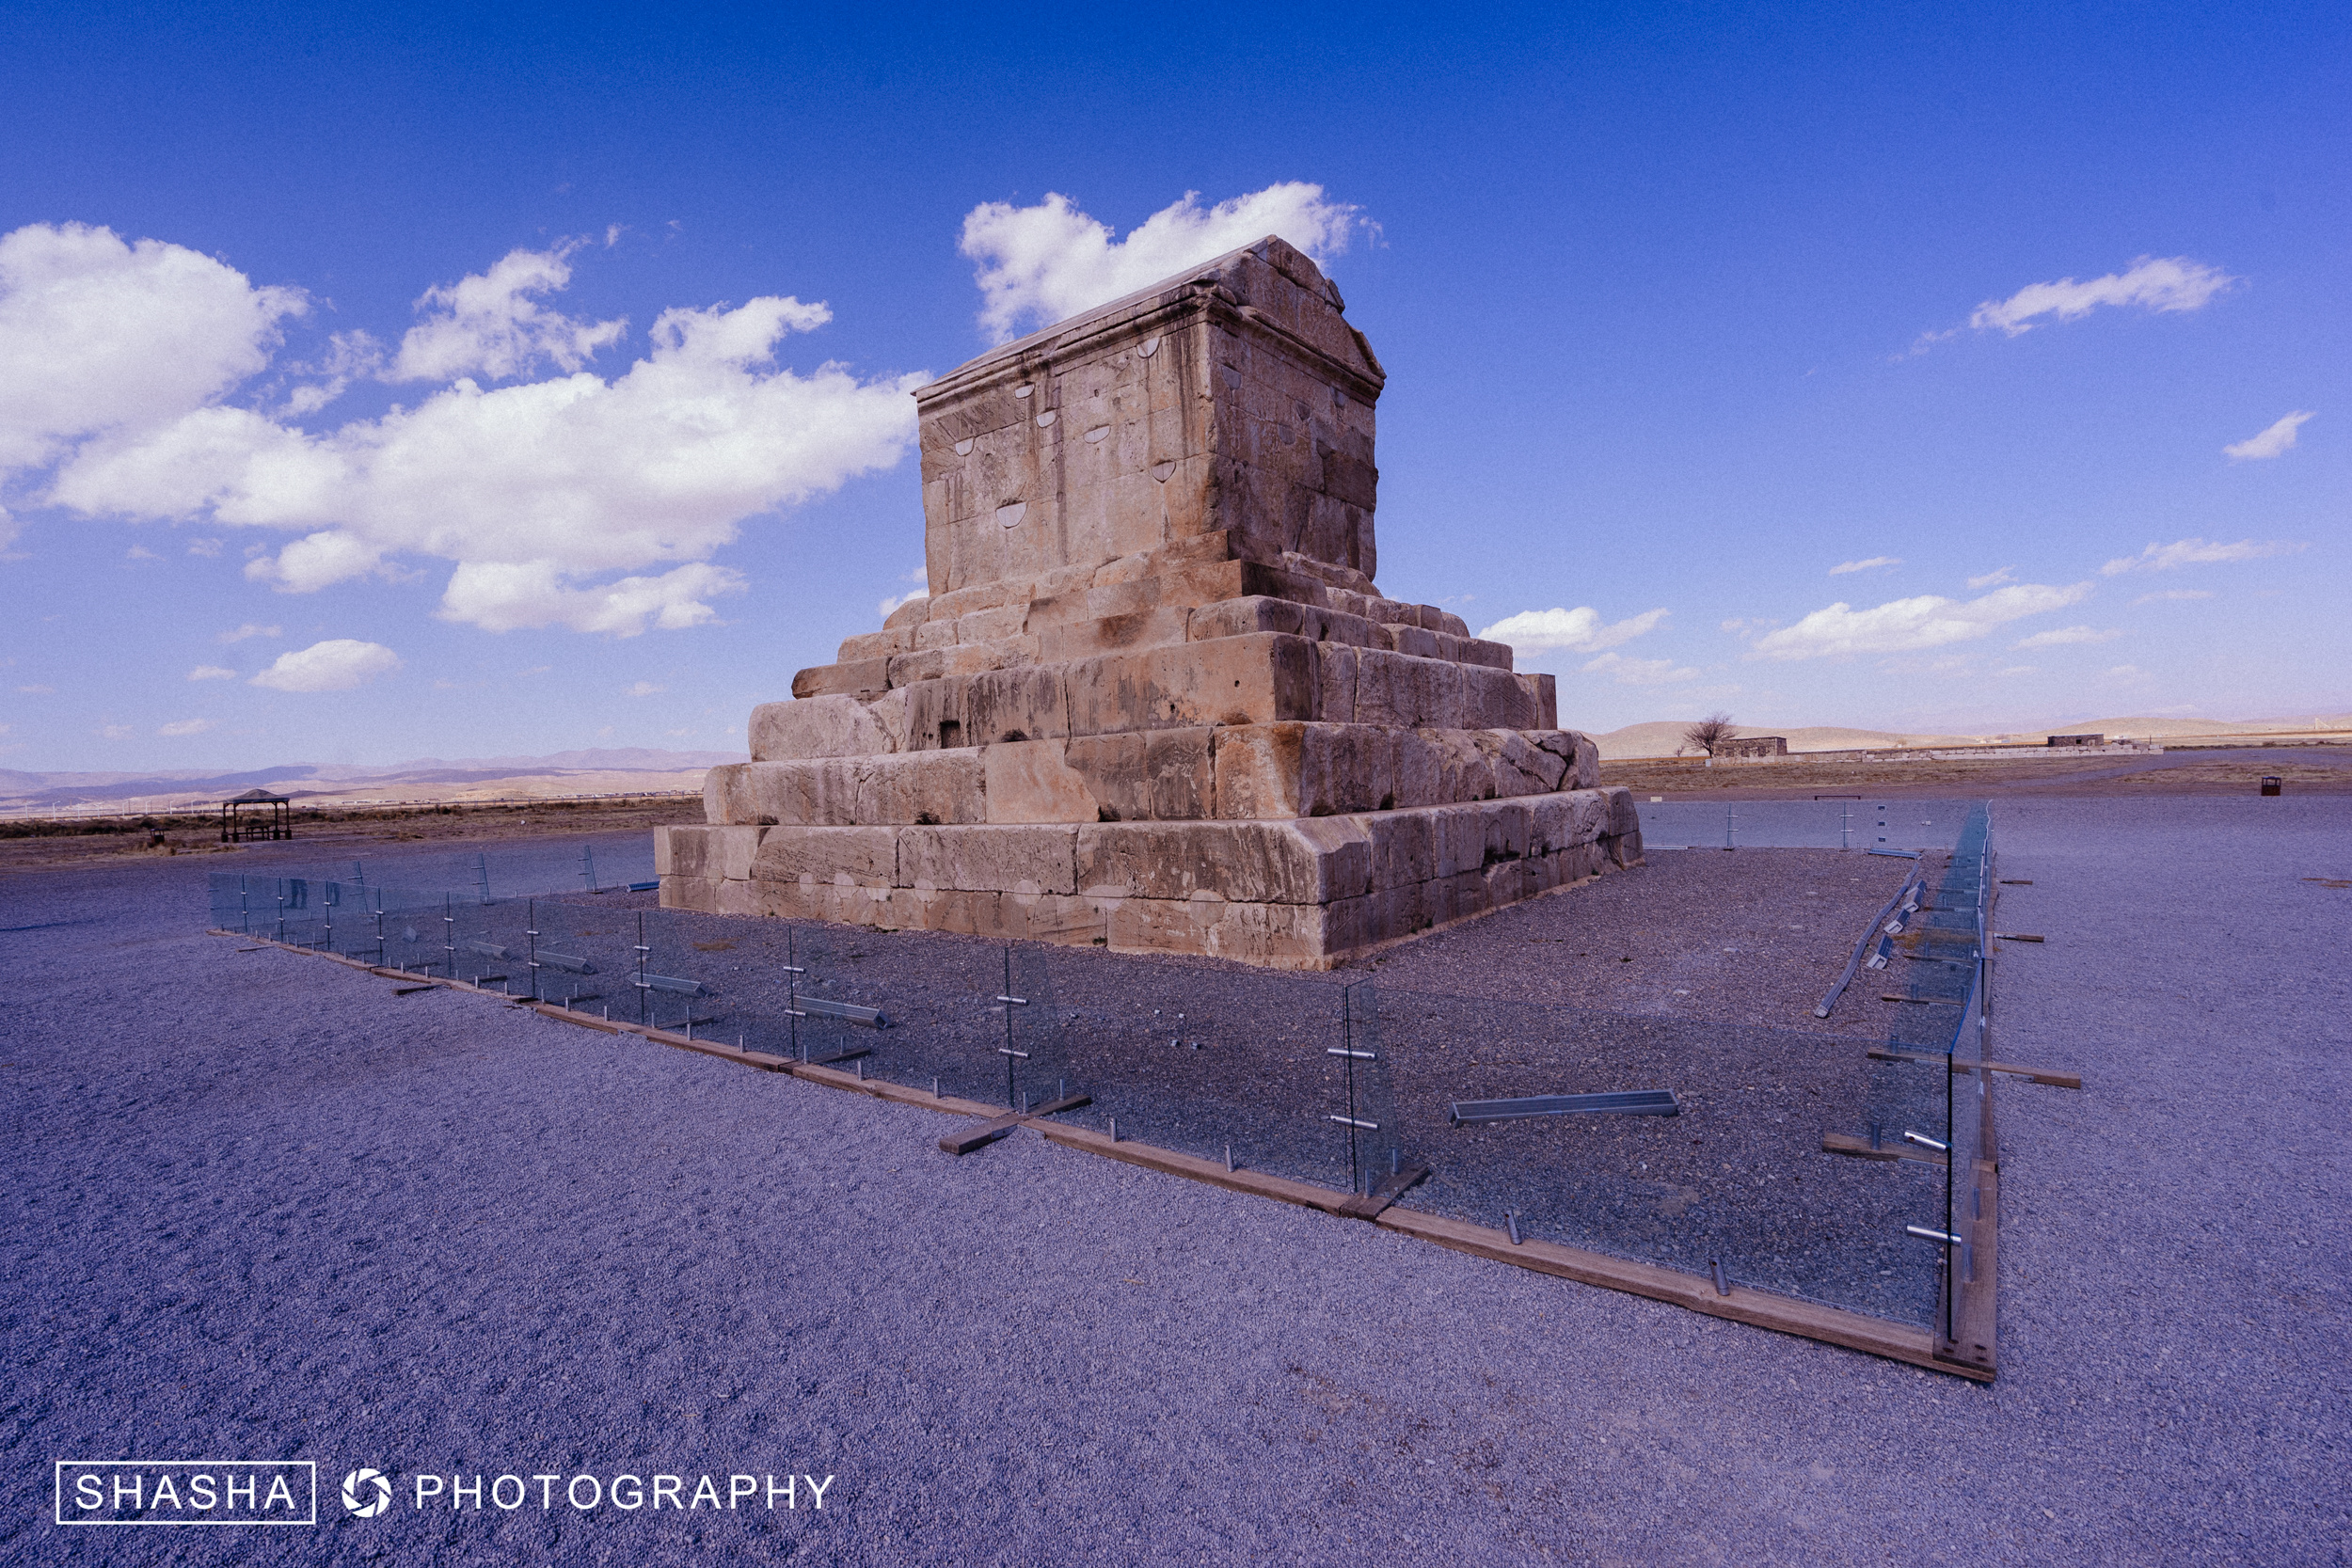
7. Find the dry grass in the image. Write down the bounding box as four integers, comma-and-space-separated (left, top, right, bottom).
1600, 745, 2352, 798
0, 796, 707, 878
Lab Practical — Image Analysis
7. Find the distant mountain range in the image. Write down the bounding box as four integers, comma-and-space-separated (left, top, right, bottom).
0, 748, 746, 812
1593, 714, 2352, 759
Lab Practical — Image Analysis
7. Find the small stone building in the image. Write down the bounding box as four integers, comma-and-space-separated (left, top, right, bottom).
1715, 736, 1788, 760
2047, 733, 2104, 748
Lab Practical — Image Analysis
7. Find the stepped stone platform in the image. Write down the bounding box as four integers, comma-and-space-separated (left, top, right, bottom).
660, 235, 1642, 968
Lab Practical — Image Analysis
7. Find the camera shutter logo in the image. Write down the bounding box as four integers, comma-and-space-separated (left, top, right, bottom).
342, 1469, 391, 1518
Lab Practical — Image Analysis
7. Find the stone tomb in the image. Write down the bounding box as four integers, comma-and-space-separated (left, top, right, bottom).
659, 236, 1643, 968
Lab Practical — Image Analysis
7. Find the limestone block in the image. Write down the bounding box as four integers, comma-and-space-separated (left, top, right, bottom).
1106, 895, 1331, 967
882, 594, 931, 631
749, 695, 894, 762
702, 766, 740, 824
983, 738, 1101, 823
1063, 728, 1214, 821
1458, 637, 1515, 671
1033, 604, 1193, 662
659, 874, 723, 914
712, 826, 765, 881
716, 753, 987, 826
1521, 672, 1558, 730
749, 826, 898, 883
1065, 633, 1318, 736
1211, 722, 1396, 819
1482, 729, 1566, 795
957, 604, 1031, 642
901, 824, 1079, 895
1313, 641, 1359, 724
1463, 664, 1540, 729
1186, 594, 1382, 652
866, 688, 914, 753
914, 618, 961, 652
965, 664, 1068, 744
714, 879, 767, 918
1531, 730, 1600, 790
791, 657, 892, 701
1386, 624, 1441, 659
897, 675, 974, 751
1077, 819, 1360, 905
662, 823, 730, 879
865, 752, 991, 824
837, 628, 910, 662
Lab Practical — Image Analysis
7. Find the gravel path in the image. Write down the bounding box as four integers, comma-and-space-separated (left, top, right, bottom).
3, 800, 2346, 1564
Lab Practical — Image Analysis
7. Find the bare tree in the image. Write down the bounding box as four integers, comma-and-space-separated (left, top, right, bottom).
1681, 712, 1737, 756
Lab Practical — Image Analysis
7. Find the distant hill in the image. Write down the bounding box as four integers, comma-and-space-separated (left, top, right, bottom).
0, 748, 747, 815
1593, 713, 2352, 759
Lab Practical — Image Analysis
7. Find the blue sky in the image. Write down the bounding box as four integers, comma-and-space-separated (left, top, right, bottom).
2, 1, 2344, 771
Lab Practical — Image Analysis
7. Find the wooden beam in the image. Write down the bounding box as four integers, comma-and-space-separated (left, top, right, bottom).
1821, 1132, 1945, 1167
940, 1112, 1023, 1156
1337, 1163, 1430, 1220
1936, 1158, 1999, 1375
1867, 1046, 2081, 1089
1374, 1207, 1989, 1382
1033, 1123, 1361, 1218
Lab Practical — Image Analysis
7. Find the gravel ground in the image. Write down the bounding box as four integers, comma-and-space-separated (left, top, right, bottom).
3, 798, 2346, 1564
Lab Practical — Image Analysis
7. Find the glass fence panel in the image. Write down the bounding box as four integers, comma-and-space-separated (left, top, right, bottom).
1365, 990, 1946, 1327
1635, 799, 1969, 853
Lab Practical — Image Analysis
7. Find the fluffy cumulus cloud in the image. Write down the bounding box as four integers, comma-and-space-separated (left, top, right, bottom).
389, 245, 627, 383
1746, 582, 2090, 660
249, 638, 401, 691
2099, 537, 2304, 575
2012, 625, 2122, 649
1969, 257, 2235, 337
0, 221, 305, 484
2223, 410, 2314, 461
1829, 556, 1899, 576
1476, 606, 1667, 655
7, 230, 923, 635
1967, 566, 2016, 589
961, 183, 1362, 343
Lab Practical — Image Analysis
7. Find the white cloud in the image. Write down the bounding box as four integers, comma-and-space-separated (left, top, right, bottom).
158, 717, 215, 736
1967, 566, 2016, 589
187, 664, 237, 680
2105, 664, 2148, 681
1829, 556, 1899, 576
2223, 410, 2313, 461
249, 638, 401, 691
218, 622, 280, 642
18, 683, 56, 693
2099, 537, 2304, 575
625, 680, 664, 697
961, 183, 1363, 343
2012, 625, 2122, 649
98, 723, 133, 738
1477, 606, 1667, 654
2133, 589, 2213, 604
389, 245, 628, 383
1969, 256, 2234, 337
878, 587, 929, 620
46, 256, 918, 634
187, 536, 222, 556
1579, 651, 1700, 686
1747, 581, 2091, 660
125, 544, 159, 560
0, 222, 305, 474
